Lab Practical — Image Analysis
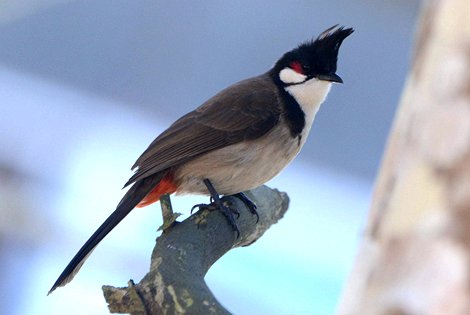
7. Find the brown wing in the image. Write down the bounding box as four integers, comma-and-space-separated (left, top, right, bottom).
123, 74, 281, 187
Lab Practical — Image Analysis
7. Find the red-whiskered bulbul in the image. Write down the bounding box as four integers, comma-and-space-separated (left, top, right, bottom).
49, 25, 353, 294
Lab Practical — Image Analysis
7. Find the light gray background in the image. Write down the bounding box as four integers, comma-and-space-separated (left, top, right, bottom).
0, 1, 420, 314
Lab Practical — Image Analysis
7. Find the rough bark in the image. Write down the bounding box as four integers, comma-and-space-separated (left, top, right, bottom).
337, 1, 470, 314
102, 185, 289, 314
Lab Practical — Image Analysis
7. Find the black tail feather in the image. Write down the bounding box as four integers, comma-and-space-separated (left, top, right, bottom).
48, 173, 165, 295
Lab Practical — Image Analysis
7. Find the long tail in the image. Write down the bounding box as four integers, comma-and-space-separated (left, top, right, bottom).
48, 172, 167, 295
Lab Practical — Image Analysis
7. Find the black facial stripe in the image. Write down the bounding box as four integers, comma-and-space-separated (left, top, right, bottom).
279, 88, 305, 137
284, 75, 314, 87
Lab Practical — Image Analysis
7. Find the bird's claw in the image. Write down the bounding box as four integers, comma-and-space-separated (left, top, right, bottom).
232, 192, 259, 223
191, 200, 240, 237
217, 202, 240, 238
191, 203, 211, 214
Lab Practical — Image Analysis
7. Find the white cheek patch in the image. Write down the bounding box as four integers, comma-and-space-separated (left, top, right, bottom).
279, 67, 307, 84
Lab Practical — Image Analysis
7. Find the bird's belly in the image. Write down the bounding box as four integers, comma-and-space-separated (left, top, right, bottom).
174, 125, 302, 196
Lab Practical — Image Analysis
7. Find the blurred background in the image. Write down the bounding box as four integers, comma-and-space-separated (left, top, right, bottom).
0, 1, 420, 314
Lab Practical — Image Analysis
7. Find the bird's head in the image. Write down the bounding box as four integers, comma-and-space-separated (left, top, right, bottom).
272, 25, 354, 87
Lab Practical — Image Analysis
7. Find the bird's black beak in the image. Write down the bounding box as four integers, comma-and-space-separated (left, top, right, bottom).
317, 73, 343, 84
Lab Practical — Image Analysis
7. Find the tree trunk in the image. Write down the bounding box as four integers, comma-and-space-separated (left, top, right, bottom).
337, 1, 470, 314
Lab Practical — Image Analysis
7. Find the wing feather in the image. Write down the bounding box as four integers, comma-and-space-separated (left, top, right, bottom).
124, 74, 281, 187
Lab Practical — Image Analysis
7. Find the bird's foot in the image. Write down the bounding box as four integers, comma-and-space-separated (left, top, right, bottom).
232, 192, 259, 223
191, 203, 213, 214
190, 197, 218, 214
191, 199, 240, 237
201, 179, 242, 237
214, 199, 241, 237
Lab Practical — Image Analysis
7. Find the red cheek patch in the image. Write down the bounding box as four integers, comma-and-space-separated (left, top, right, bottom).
290, 61, 304, 74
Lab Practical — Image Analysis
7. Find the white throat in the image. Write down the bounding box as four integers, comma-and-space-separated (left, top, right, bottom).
284, 78, 332, 138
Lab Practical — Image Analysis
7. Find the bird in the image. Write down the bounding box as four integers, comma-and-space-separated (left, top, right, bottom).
49, 25, 353, 294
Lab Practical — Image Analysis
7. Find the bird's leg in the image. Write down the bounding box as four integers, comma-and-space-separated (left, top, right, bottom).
232, 192, 259, 223
202, 178, 240, 237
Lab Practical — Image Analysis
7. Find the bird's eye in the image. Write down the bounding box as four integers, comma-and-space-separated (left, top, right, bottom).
302, 64, 310, 73
289, 61, 304, 74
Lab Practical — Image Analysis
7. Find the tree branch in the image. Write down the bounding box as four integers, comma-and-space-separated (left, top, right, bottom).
102, 185, 289, 314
